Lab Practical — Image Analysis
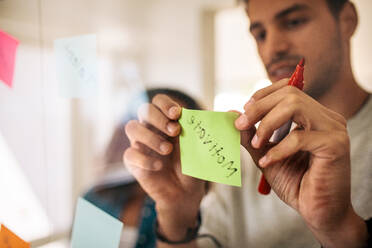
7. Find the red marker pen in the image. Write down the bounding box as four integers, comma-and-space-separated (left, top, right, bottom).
258, 58, 305, 195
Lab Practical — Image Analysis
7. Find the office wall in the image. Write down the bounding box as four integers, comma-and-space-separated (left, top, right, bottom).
352, 0, 372, 91
0, 0, 234, 242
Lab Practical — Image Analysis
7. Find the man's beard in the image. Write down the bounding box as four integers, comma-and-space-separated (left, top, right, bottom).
304, 33, 344, 100
305, 61, 342, 100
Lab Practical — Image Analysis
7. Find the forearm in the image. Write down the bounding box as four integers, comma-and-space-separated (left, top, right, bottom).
309, 209, 368, 248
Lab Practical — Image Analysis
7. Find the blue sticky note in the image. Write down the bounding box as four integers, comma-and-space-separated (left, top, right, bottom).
71, 198, 123, 248
54, 34, 98, 98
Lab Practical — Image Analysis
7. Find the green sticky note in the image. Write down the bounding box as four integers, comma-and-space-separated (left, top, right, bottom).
71, 198, 123, 248
179, 108, 241, 187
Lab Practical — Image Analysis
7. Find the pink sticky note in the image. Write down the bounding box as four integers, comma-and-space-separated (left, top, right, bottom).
0, 30, 19, 88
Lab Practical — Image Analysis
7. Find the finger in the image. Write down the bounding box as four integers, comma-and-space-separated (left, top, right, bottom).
231, 111, 261, 162
138, 103, 180, 137
246, 78, 289, 106
232, 111, 255, 142
239, 86, 337, 131
233, 110, 247, 130
258, 130, 349, 168
228, 110, 242, 115
241, 126, 266, 166
152, 94, 182, 120
252, 100, 296, 148
258, 130, 306, 168
241, 125, 256, 148
124, 147, 163, 171
125, 120, 173, 155
238, 120, 268, 165
237, 85, 297, 130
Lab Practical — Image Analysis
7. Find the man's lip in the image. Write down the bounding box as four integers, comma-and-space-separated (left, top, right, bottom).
269, 65, 296, 82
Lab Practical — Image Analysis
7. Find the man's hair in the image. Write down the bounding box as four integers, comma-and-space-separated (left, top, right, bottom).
325, 0, 348, 17
242, 0, 348, 17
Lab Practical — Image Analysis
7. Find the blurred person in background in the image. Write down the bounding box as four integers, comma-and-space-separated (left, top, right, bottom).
84, 88, 202, 248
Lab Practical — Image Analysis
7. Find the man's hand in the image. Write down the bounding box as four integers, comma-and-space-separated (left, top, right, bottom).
124, 94, 206, 243
235, 79, 368, 248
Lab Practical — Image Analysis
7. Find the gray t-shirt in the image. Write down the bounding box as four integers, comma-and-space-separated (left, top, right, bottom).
198, 95, 372, 248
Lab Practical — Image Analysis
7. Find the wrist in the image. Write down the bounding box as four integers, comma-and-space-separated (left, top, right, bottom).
156, 205, 200, 241
156, 211, 201, 245
310, 208, 368, 248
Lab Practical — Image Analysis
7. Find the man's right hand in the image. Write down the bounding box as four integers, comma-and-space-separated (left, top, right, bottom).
123, 93, 206, 241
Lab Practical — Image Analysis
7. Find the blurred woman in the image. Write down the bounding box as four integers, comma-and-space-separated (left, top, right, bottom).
84, 88, 202, 248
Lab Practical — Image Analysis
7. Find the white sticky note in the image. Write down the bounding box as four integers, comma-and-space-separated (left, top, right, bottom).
54, 34, 98, 98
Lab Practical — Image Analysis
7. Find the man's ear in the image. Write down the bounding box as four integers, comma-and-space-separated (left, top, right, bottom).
339, 2, 358, 40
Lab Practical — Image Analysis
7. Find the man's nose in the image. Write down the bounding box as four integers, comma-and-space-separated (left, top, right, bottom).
262, 28, 291, 63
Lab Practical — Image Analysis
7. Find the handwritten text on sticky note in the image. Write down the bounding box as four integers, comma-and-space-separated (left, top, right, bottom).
0, 30, 19, 88
179, 109, 241, 187
71, 198, 123, 248
54, 34, 98, 98
0, 224, 30, 248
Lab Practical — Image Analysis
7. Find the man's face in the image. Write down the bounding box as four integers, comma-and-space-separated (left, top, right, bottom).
247, 0, 345, 99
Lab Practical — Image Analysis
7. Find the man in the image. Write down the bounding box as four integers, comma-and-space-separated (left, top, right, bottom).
124, 0, 372, 247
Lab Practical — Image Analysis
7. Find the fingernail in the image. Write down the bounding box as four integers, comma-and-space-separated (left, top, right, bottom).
244, 98, 255, 109
247, 98, 255, 105
160, 142, 172, 153
167, 122, 178, 134
251, 134, 259, 148
236, 115, 248, 127
259, 156, 268, 167
169, 106, 180, 118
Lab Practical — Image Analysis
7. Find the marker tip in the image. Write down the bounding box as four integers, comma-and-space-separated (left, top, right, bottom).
299, 58, 305, 67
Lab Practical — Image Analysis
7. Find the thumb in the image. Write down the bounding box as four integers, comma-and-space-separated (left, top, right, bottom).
229, 110, 269, 167
241, 127, 267, 166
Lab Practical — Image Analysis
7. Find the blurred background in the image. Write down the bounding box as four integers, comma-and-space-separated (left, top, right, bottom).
0, 0, 371, 247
